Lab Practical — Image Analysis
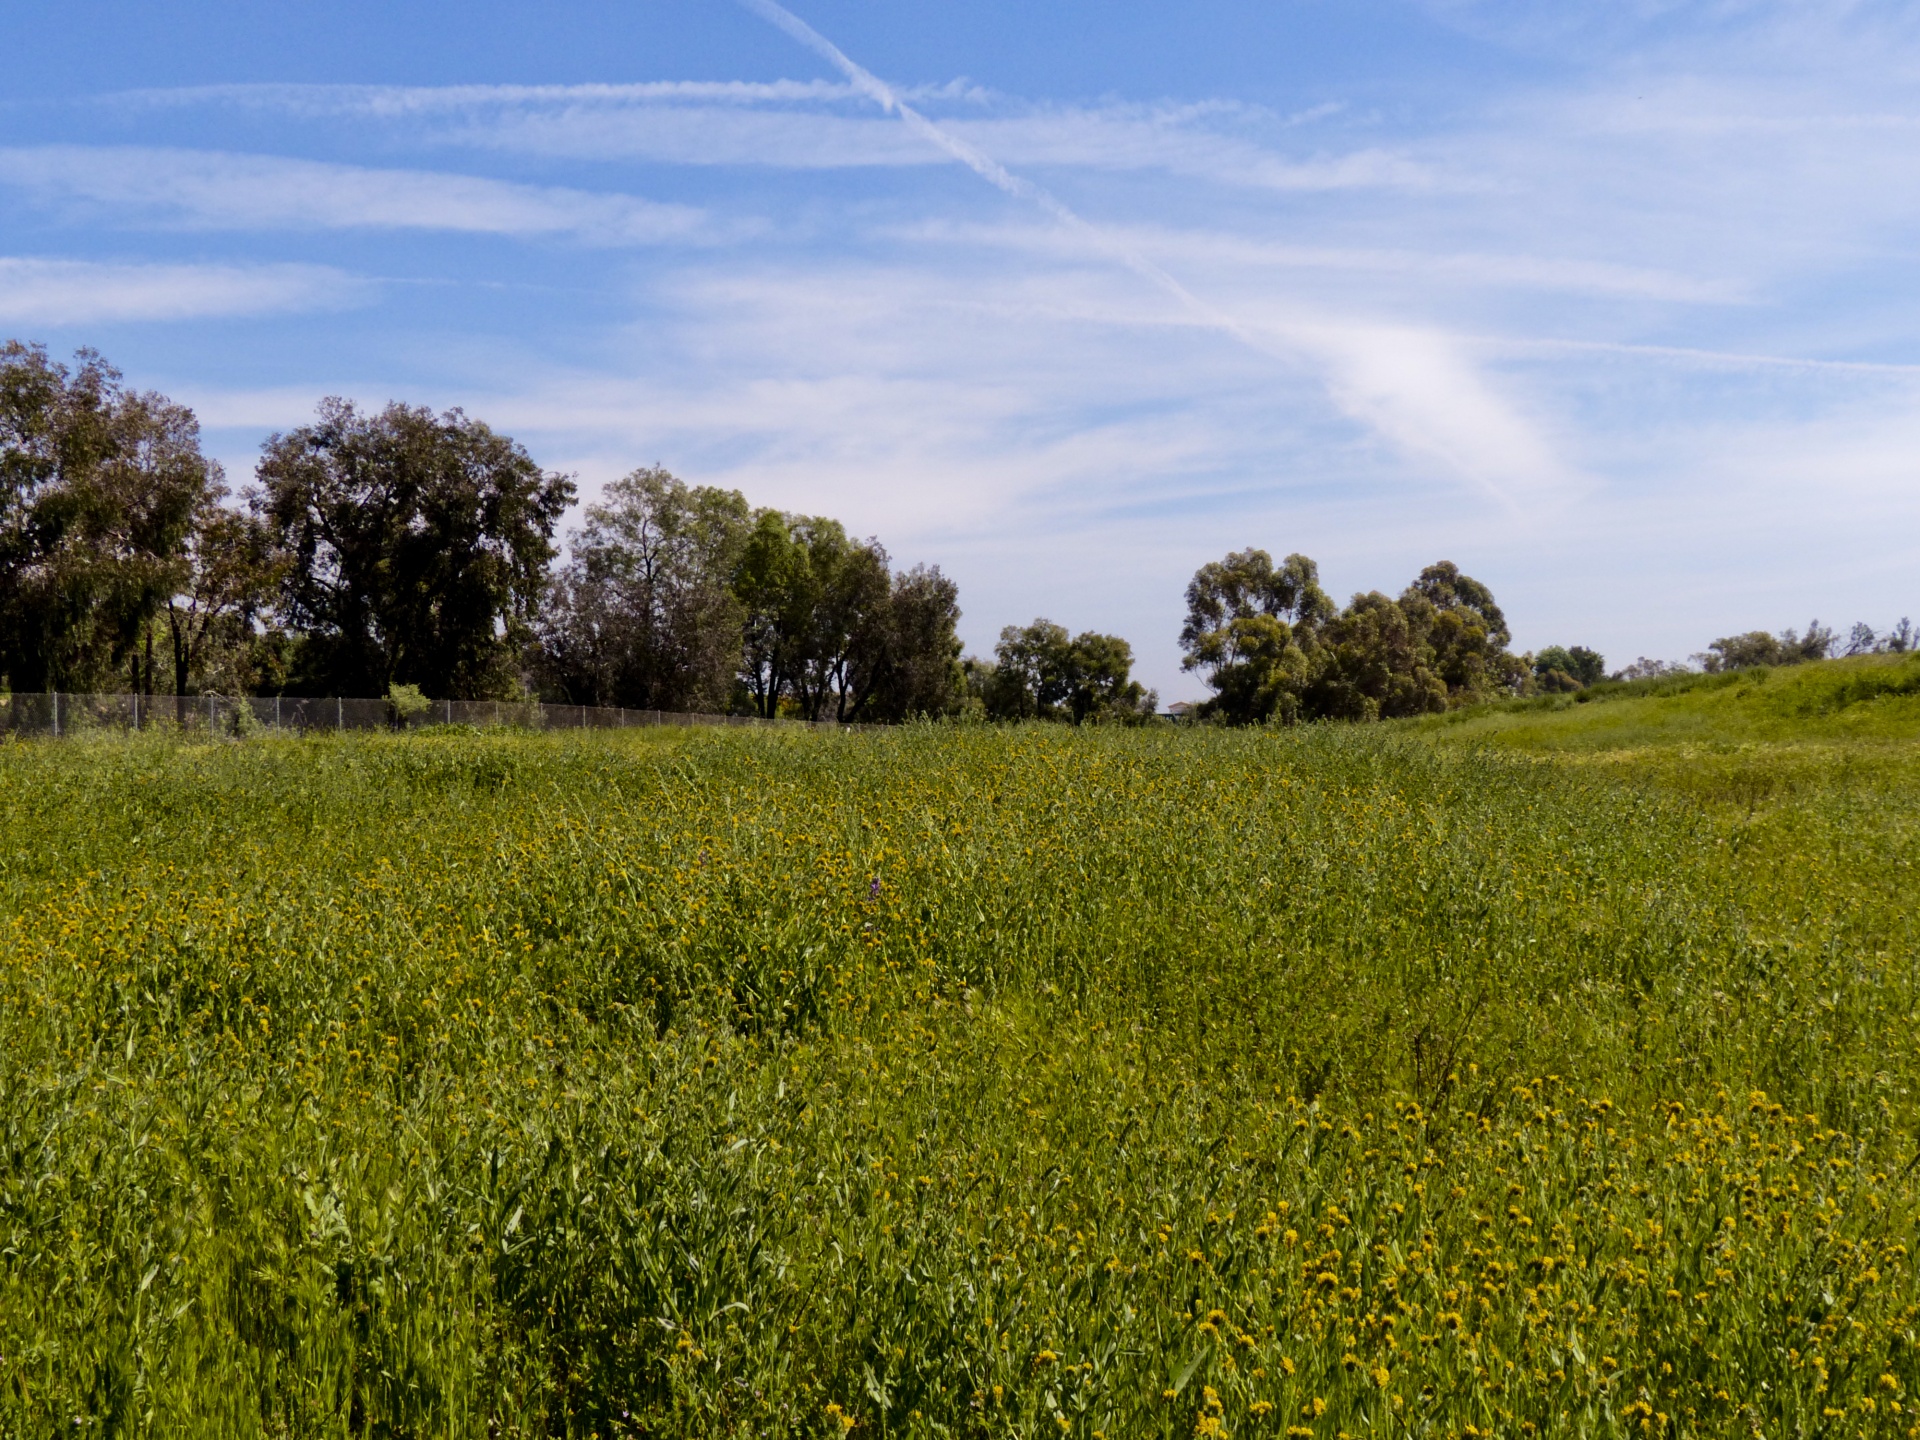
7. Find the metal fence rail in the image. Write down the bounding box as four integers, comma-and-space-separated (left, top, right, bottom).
0, 692, 859, 739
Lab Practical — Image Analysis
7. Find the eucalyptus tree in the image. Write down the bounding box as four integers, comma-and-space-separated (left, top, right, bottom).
538, 467, 751, 712
0, 342, 213, 694
985, 619, 1155, 723
1181, 548, 1527, 723
1177, 548, 1334, 724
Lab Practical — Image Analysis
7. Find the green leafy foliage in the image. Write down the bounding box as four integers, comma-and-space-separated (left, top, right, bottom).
981, 619, 1156, 723
1531, 644, 1606, 691
537, 468, 754, 714
1697, 622, 1835, 673
0, 342, 214, 693
1177, 550, 1331, 724
164, 487, 286, 699
1181, 553, 1528, 723
256, 398, 576, 700
672, 500, 965, 724
386, 681, 433, 727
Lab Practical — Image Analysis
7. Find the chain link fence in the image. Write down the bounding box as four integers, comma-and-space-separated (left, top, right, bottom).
0, 692, 860, 739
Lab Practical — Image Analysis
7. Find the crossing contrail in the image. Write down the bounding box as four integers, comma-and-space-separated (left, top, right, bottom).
733, 0, 1568, 508
732, 0, 1280, 359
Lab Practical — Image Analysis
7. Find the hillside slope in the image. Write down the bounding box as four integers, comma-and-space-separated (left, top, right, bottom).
1410, 650, 1920, 753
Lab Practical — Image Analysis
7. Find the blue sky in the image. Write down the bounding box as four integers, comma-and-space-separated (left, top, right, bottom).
3, 0, 1918, 698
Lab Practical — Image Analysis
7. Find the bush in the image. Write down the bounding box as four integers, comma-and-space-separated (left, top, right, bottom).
386, 682, 434, 728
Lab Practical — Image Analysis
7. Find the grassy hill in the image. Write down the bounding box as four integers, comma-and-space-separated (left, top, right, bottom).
1416, 649, 1920, 752
1, 675, 1917, 1435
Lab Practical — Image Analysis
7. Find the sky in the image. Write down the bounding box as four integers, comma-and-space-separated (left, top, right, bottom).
3, 0, 1918, 700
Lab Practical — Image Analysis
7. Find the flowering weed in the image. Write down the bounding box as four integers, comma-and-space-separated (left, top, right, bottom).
0, 720, 1915, 1436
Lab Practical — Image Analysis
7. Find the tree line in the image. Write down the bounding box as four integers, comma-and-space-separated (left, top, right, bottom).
1173, 545, 1913, 722
0, 342, 991, 722
6, 341, 1905, 727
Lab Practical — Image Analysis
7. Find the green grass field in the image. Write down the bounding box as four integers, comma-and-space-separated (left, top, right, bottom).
5, 657, 1920, 1437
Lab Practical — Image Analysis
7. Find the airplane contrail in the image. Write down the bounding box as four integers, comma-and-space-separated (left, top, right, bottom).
733, 0, 1563, 509
732, 0, 1281, 360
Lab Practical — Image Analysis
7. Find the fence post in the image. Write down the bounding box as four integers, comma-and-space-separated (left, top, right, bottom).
337, 696, 343, 731
445, 698, 451, 726
52, 691, 59, 739
276, 695, 282, 731
133, 692, 139, 733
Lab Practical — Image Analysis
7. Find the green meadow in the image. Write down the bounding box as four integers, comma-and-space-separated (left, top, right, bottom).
5, 653, 1920, 1437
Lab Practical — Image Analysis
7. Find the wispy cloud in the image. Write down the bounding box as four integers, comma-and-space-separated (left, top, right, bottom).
110, 78, 873, 113
728, 0, 1576, 510
97, 79, 1435, 193
457, 104, 1437, 191
0, 256, 364, 324
1488, 334, 1920, 377
895, 219, 1745, 304
1283, 320, 1578, 505
15, 0, 1920, 686
0, 146, 715, 243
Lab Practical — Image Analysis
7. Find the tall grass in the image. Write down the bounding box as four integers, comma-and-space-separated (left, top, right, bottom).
1, 718, 1917, 1436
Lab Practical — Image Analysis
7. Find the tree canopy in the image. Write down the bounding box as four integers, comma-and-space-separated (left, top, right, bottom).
538, 468, 751, 713
1177, 549, 1333, 724
1695, 623, 1833, 673
978, 619, 1157, 724
541, 469, 963, 722
1531, 645, 1606, 691
1179, 551, 1528, 723
0, 343, 213, 693
255, 398, 576, 699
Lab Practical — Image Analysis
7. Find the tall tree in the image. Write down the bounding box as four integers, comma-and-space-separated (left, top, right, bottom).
1183, 550, 1526, 723
1531, 644, 1605, 690
984, 619, 1154, 723
0, 342, 212, 693
163, 487, 286, 699
984, 619, 1073, 720
729, 511, 953, 723
1696, 622, 1833, 672
1303, 590, 1449, 721
1179, 549, 1333, 724
785, 519, 891, 723
256, 398, 574, 699
538, 468, 750, 711
848, 564, 965, 722
734, 509, 806, 719
1060, 630, 1155, 723
1401, 561, 1527, 702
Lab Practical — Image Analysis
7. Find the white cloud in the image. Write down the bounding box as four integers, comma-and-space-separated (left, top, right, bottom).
452, 104, 1439, 192
1487, 334, 1920, 377
1276, 319, 1581, 506
179, 384, 356, 431
0, 146, 714, 244
112, 79, 871, 114
894, 218, 1745, 304
34, 0, 1920, 688
104, 80, 1438, 193
0, 256, 364, 324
